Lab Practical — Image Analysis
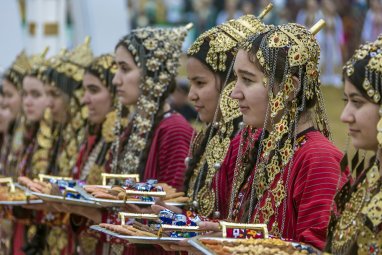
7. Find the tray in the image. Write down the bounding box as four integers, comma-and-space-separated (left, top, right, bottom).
0, 199, 43, 205
30, 192, 103, 208
90, 225, 185, 244
76, 186, 186, 207
188, 236, 321, 255
0, 183, 43, 205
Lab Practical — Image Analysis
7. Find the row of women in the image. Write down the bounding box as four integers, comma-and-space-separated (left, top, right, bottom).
0, 6, 381, 255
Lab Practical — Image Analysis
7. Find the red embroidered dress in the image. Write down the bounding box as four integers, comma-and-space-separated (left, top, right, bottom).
220, 129, 348, 250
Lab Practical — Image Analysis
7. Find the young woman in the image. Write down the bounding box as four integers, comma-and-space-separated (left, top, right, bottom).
18, 53, 50, 177
42, 44, 92, 178
325, 35, 382, 255
224, 22, 350, 250
73, 53, 119, 184
0, 51, 27, 179
182, 14, 267, 220
70, 54, 121, 255
107, 26, 193, 191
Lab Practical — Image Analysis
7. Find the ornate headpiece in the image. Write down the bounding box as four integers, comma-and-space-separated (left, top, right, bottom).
86, 53, 117, 94
343, 35, 382, 104
45, 37, 93, 96
188, 13, 270, 74
228, 21, 328, 230
112, 24, 191, 174
3, 51, 32, 89
27, 47, 50, 80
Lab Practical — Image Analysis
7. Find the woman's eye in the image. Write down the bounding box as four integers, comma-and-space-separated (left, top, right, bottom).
351, 100, 363, 108
31, 91, 41, 98
193, 81, 205, 87
242, 77, 253, 84
120, 65, 130, 73
90, 88, 99, 94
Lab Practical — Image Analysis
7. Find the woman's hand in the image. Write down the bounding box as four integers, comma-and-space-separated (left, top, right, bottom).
18, 176, 52, 194
22, 202, 57, 212
152, 198, 182, 214
48, 202, 102, 223
197, 221, 221, 232
124, 203, 154, 214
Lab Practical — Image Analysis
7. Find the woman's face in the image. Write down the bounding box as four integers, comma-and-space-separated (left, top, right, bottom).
22, 76, 48, 122
341, 79, 380, 151
231, 49, 268, 128
186, 57, 221, 123
2, 79, 21, 121
44, 85, 69, 123
113, 45, 141, 106
0, 94, 12, 133
82, 72, 113, 124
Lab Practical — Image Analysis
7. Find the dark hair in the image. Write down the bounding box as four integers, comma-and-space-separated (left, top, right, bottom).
43, 64, 82, 97
187, 37, 236, 89
3, 69, 24, 90
184, 117, 242, 193
85, 54, 117, 98
344, 56, 376, 102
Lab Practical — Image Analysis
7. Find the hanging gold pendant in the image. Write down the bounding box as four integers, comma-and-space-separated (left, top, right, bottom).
197, 186, 215, 217
332, 218, 361, 255
362, 191, 382, 227
357, 225, 382, 255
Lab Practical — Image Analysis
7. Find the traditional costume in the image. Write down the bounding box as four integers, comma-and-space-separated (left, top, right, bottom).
184, 15, 267, 220
221, 23, 348, 250
101, 25, 193, 255
325, 35, 382, 255
107, 26, 193, 191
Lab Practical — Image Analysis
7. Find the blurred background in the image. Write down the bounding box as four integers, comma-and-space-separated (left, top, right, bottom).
2, 0, 382, 148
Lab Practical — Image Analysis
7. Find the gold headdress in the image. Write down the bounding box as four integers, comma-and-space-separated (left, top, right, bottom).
47, 37, 93, 91
85, 54, 117, 90
343, 35, 382, 104
188, 11, 271, 73
3, 51, 32, 89
111, 25, 191, 174
227, 21, 327, 233
186, 11, 272, 218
